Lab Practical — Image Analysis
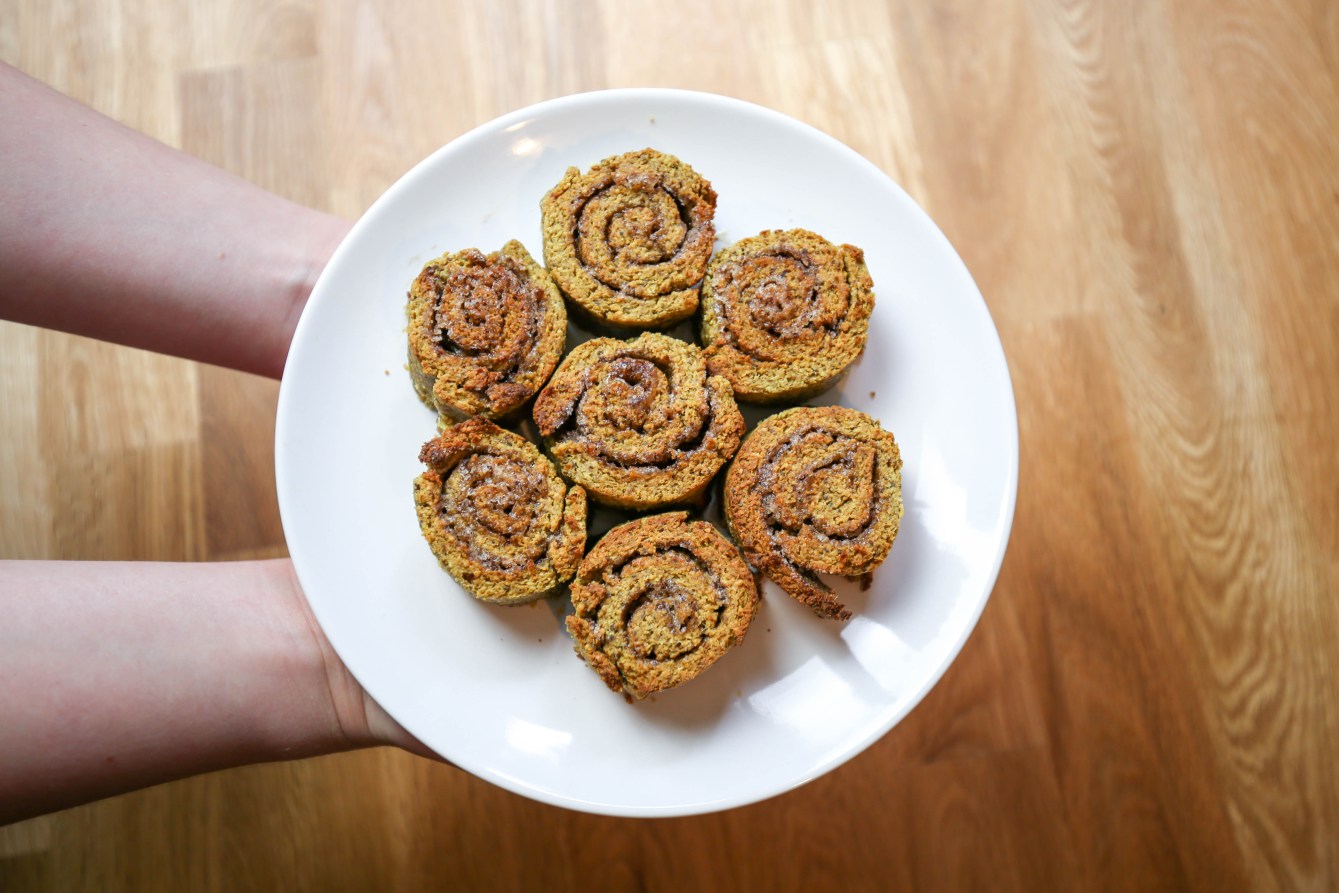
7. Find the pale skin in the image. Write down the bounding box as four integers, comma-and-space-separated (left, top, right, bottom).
0, 62, 438, 827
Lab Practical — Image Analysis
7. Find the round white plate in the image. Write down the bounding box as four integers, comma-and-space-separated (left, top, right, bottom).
276, 88, 1018, 817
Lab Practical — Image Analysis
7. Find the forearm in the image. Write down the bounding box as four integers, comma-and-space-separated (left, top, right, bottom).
0, 559, 375, 825
0, 63, 349, 379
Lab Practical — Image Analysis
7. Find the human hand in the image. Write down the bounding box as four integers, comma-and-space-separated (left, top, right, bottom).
0, 559, 443, 827
277, 559, 442, 761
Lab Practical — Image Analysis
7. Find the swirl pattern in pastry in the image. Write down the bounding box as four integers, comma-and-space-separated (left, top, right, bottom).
415, 419, 586, 604
541, 148, 716, 331
700, 229, 874, 403
724, 406, 903, 620
407, 240, 566, 421
567, 511, 759, 700
532, 332, 744, 510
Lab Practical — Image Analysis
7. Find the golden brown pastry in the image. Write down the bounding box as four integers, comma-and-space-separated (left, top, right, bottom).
407, 240, 566, 421
415, 418, 586, 604
567, 511, 759, 700
541, 148, 716, 331
532, 332, 744, 510
724, 406, 903, 620
700, 229, 874, 403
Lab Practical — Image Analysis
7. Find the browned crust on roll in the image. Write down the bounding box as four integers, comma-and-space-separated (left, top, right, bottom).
540, 148, 716, 332
415, 418, 586, 604
700, 229, 874, 403
407, 240, 566, 421
532, 331, 744, 510
723, 405, 903, 620
566, 511, 759, 700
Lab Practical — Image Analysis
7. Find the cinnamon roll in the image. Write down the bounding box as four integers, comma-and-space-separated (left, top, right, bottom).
532, 332, 744, 510
407, 240, 566, 421
415, 419, 586, 605
541, 148, 716, 331
700, 229, 874, 403
567, 512, 759, 700
724, 406, 903, 620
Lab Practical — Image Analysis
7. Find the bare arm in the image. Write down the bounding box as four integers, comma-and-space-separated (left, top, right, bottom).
0, 61, 348, 377
0, 560, 429, 826
0, 66, 436, 826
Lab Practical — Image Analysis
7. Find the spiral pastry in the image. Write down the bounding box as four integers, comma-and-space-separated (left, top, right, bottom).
567, 512, 759, 700
407, 240, 566, 421
540, 148, 717, 331
700, 229, 875, 403
414, 419, 587, 605
532, 332, 744, 510
724, 406, 903, 620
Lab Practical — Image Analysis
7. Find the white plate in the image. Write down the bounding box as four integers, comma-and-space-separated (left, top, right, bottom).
276, 89, 1018, 817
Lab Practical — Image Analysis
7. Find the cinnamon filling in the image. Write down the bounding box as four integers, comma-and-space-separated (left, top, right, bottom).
429, 250, 545, 406
438, 452, 556, 573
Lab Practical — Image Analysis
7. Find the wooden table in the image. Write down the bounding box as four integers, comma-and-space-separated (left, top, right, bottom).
2, 1, 1336, 889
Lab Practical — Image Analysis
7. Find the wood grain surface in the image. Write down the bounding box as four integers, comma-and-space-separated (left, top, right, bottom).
3, 0, 1337, 890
